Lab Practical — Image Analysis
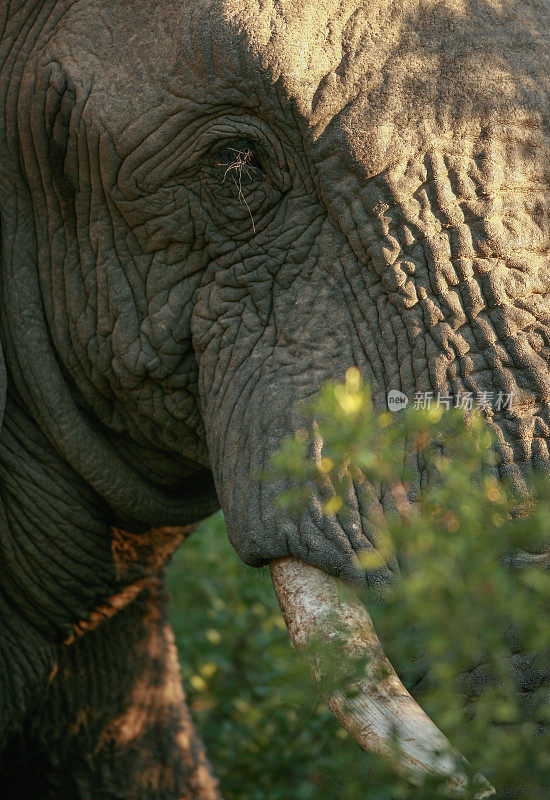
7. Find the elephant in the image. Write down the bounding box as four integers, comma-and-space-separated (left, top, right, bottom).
0, 0, 548, 797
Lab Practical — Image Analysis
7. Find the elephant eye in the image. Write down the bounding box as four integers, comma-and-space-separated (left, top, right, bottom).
201, 134, 286, 235
214, 140, 266, 183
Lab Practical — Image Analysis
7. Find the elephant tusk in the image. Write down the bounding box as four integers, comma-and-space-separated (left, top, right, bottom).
270, 558, 495, 799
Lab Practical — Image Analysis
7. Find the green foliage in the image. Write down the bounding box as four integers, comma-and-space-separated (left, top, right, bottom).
168, 371, 549, 799
167, 514, 370, 800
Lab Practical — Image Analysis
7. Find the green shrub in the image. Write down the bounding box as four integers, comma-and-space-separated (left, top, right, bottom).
167, 371, 549, 799
167, 514, 366, 800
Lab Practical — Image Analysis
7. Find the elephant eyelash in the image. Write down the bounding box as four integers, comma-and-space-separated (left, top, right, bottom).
218, 148, 260, 233
213, 143, 269, 234
215, 144, 266, 180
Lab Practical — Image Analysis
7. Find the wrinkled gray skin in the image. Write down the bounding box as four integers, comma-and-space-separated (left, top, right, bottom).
0, 0, 548, 797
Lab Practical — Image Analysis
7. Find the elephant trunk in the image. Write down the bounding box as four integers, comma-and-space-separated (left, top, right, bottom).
270, 558, 495, 799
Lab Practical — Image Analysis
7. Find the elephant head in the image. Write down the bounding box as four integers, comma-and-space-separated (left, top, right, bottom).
0, 0, 548, 791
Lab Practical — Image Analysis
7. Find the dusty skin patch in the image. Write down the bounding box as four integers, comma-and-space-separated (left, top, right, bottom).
98, 619, 186, 749
92, 582, 222, 800
111, 525, 194, 581
38, 577, 222, 799
63, 525, 194, 645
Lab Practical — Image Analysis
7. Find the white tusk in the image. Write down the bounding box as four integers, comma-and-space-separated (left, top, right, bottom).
270, 557, 495, 799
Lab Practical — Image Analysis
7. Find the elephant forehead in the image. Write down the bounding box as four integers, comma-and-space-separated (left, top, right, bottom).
218, 0, 361, 98
219, 0, 549, 177
218, 0, 548, 114
36, 1, 548, 147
